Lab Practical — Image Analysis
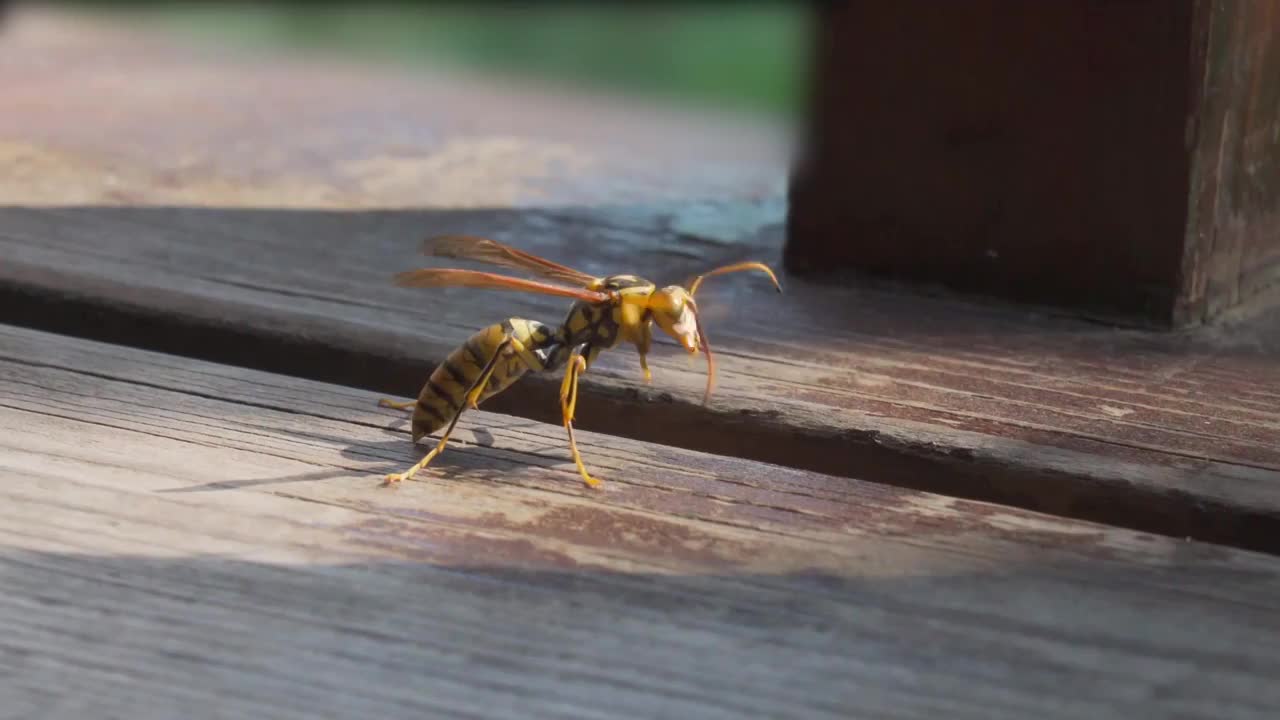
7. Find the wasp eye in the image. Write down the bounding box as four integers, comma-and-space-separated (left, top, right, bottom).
652, 286, 689, 314
648, 290, 673, 314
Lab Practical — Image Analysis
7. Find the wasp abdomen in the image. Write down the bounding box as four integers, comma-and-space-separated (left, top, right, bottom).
411, 318, 556, 441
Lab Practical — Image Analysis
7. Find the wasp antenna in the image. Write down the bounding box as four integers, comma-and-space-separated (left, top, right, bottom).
688, 261, 782, 297
688, 300, 716, 406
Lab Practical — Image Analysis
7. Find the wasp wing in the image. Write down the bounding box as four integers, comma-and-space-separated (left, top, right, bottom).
423, 235, 600, 287
393, 268, 611, 303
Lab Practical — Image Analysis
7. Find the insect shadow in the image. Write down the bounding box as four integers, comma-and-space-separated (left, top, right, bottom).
157, 419, 558, 494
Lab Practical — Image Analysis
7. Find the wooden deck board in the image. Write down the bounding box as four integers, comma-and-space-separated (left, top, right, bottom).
3, 324, 1280, 718
2, 9, 1279, 554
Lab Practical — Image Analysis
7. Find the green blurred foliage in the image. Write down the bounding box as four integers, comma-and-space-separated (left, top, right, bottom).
68, 2, 808, 118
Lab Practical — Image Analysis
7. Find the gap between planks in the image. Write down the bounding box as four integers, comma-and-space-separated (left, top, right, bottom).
3, 269, 1279, 558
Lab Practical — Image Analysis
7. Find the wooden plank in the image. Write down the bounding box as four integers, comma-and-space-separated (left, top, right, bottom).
1, 9, 1279, 556
2, 323, 1280, 719
1184, 0, 1280, 320
784, 0, 1280, 328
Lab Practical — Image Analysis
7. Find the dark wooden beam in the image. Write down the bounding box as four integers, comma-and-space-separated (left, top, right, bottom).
785, 0, 1280, 328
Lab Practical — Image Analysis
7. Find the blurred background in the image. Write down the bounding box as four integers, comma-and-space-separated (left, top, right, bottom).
51, 1, 810, 122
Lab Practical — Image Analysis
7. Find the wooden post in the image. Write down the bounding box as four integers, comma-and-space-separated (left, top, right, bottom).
785, 0, 1280, 328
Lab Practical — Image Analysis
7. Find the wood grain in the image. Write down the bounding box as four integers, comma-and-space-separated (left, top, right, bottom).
1184, 0, 1280, 320
1, 9, 1278, 555
2, 323, 1280, 719
785, 0, 1280, 328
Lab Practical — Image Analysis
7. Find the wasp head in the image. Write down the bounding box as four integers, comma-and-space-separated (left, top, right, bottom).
648, 284, 715, 405
648, 286, 700, 353
645, 261, 779, 406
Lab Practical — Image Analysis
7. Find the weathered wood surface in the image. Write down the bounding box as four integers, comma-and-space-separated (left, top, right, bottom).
1185, 0, 1280, 320
1, 9, 1279, 555
785, 0, 1280, 328
2, 324, 1280, 719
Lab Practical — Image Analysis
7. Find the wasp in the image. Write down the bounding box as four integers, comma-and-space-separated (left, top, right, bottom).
377, 235, 781, 488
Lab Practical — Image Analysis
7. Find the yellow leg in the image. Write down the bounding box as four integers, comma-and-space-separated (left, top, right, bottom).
382, 430, 454, 486
567, 357, 584, 421
465, 336, 524, 409
559, 352, 600, 488
637, 349, 651, 383
558, 355, 577, 410
383, 335, 514, 485
378, 398, 416, 412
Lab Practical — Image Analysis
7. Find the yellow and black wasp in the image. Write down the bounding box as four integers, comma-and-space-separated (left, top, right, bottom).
378, 235, 781, 488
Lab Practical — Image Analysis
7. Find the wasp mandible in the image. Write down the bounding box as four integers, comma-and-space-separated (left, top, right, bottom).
378, 235, 781, 488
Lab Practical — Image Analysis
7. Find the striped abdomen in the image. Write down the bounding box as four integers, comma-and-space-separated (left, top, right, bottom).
411, 318, 561, 441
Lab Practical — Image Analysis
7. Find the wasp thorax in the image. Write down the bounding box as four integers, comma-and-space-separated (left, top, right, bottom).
649, 286, 699, 353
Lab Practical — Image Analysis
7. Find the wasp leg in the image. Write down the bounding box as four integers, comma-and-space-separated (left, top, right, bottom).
559, 349, 601, 488
637, 349, 652, 383
378, 398, 416, 412
465, 336, 526, 410
384, 335, 515, 485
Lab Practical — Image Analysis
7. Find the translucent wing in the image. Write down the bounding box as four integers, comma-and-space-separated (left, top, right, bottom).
393, 268, 611, 304
423, 235, 600, 287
